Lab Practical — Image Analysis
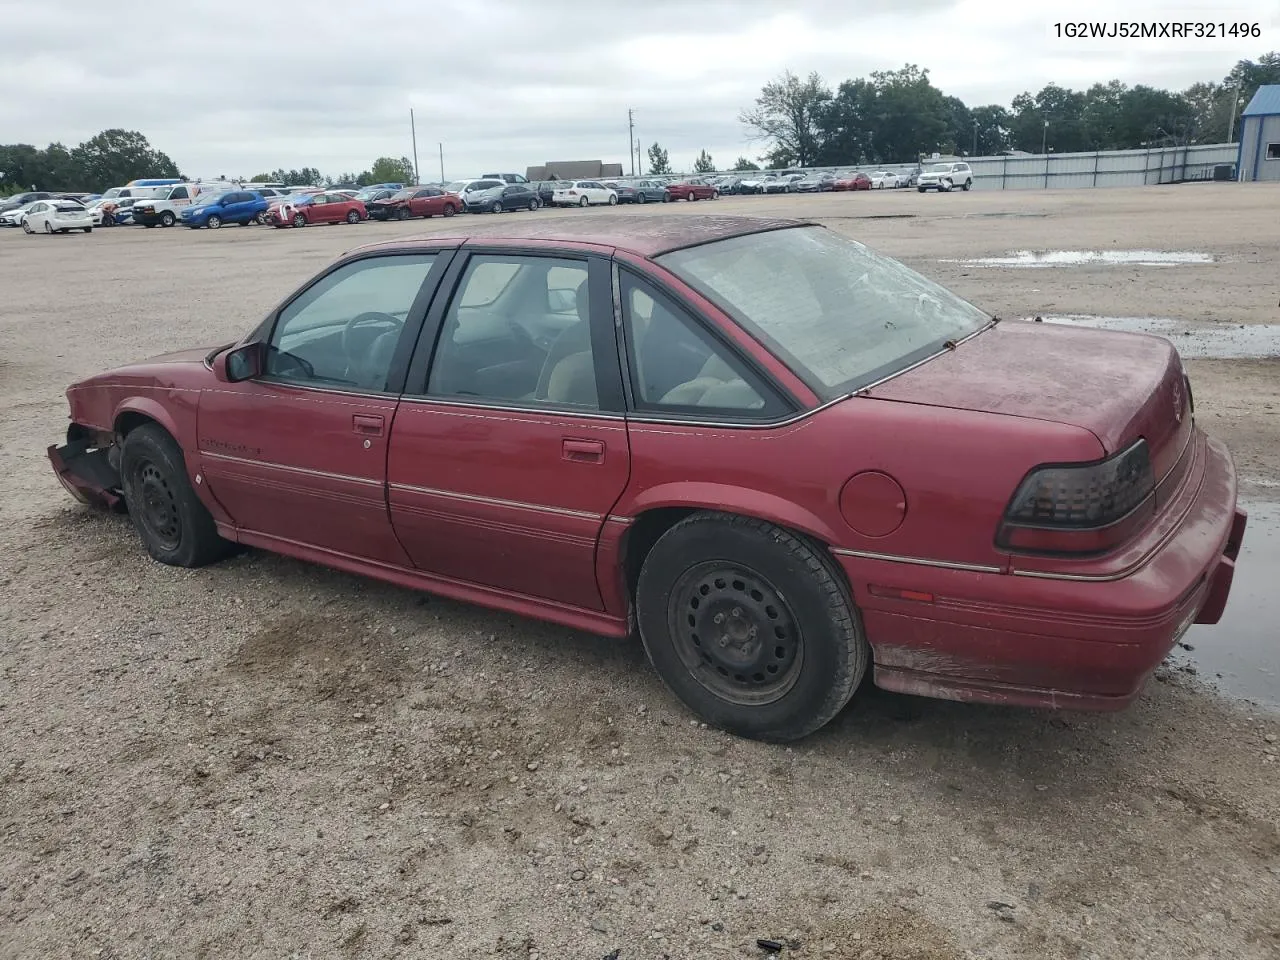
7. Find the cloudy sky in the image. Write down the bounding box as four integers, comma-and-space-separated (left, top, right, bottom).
3, 0, 1275, 179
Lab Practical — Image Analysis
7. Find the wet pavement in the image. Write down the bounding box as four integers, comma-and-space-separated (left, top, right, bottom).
1176, 501, 1280, 709
1020, 315, 1280, 359
945, 249, 1214, 267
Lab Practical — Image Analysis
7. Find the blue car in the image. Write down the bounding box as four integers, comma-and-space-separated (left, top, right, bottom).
181, 190, 270, 229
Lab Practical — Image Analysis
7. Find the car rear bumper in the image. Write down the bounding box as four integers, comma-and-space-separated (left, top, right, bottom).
836, 431, 1244, 710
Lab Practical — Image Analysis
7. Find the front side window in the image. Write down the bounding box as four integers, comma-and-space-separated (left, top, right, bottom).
658, 225, 989, 399
426, 256, 595, 408
264, 254, 437, 392
619, 272, 778, 417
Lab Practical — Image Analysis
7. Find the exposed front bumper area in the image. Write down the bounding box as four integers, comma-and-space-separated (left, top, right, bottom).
839, 432, 1244, 710
48, 433, 123, 511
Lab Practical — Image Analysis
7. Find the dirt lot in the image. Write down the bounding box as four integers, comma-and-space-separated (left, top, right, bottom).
1, 185, 1277, 960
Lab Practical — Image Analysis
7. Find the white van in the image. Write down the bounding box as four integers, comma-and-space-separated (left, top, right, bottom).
131, 182, 233, 226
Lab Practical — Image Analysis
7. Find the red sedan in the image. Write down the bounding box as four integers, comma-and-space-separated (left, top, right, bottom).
365, 186, 460, 221
47, 216, 1245, 742
267, 191, 367, 228
832, 172, 871, 191
664, 178, 718, 202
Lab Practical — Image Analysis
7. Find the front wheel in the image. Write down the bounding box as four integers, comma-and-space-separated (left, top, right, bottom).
918, 187, 927, 193
293, 213, 307, 228
397, 207, 411, 220
443, 204, 456, 217
637, 193, 647, 204
22, 221, 33, 234
83, 227, 92, 233
608, 194, 617, 205
961, 180, 971, 191
636, 512, 868, 742
160, 211, 175, 227
528, 199, 539, 211
687, 191, 696, 202
347, 210, 361, 223
119, 424, 234, 568
207, 215, 222, 229
490, 200, 503, 213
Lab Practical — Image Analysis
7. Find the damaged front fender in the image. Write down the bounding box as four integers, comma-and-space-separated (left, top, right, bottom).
48, 427, 124, 512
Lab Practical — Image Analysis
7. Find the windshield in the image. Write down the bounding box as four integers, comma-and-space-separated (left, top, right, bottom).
657, 226, 989, 398
354, 188, 383, 200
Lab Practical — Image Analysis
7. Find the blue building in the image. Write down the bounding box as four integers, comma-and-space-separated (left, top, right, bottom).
1237, 84, 1280, 182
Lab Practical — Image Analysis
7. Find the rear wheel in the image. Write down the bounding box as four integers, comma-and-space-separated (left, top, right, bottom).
578, 195, 589, 207
83, 227, 92, 233
44, 221, 53, 234
254, 211, 267, 224
637, 193, 647, 204
119, 424, 234, 568
636, 512, 868, 742
961, 180, 971, 191
528, 198, 539, 211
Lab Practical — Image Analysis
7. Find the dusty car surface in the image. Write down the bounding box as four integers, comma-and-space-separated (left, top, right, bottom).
47, 215, 1246, 741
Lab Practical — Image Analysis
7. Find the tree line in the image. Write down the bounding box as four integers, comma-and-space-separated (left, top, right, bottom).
733, 53, 1279, 167
0, 132, 420, 196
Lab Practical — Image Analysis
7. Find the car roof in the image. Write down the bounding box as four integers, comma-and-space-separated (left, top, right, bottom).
355, 214, 812, 258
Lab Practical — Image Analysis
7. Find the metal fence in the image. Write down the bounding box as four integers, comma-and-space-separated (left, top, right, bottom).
688, 142, 1240, 190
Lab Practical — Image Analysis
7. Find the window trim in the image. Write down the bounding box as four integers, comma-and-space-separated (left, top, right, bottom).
402, 248, 626, 415
251, 249, 455, 396
613, 265, 796, 425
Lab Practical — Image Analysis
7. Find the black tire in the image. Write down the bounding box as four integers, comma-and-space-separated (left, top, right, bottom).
961, 180, 971, 191
443, 204, 456, 217
578, 195, 589, 207
293, 212, 307, 228
254, 211, 267, 225
348, 209, 361, 223
635, 512, 867, 742
119, 423, 233, 568
528, 199, 539, 211
83, 227, 92, 233
396, 207, 411, 220
207, 214, 222, 229
918, 187, 927, 193
160, 211, 175, 227
637, 192, 647, 204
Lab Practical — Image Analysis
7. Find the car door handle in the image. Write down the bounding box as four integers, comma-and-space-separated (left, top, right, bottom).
562, 438, 605, 463
353, 414, 385, 436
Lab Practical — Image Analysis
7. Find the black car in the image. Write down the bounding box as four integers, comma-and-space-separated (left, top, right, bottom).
0, 191, 54, 215
712, 176, 744, 196
471, 183, 541, 213
611, 179, 669, 204
794, 174, 836, 193
351, 187, 398, 214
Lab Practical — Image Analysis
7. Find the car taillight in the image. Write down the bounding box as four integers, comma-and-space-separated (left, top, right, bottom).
568, 190, 577, 195
996, 439, 1155, 556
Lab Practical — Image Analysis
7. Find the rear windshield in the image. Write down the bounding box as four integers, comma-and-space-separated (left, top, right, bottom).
657, 225, 990, 398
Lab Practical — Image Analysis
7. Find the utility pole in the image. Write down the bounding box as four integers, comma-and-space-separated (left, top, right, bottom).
636, 138, 642, 176
438, 143, 444, 184
1227, 83, 1242, 142
972, 119, 979, 157
410, 109, 420, 184
628, 109, 635, 176
1042, 119, 1049, 155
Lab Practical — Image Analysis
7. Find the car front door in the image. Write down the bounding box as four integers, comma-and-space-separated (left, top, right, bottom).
198, 251, 451, 563
308, 194, 332, 222
387, 250, 630, 611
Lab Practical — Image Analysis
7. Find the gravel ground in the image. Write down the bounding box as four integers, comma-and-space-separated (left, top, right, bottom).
2, 185, 1278, 960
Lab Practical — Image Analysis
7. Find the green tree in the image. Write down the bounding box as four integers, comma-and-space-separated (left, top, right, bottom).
867, 65, 951, 162
692, 149, 716, 173
365, 156, 416, 185
740, 70, 831, 167
969, 105, 1012, 155
69, 129, 182, 192
816, 78, 876, 164
731, 156, 760, 171
647, 142, 671, 175
1009, 84, 1090, 153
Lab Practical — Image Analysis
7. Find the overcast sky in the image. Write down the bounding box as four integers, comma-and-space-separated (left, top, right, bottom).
2, 0, 1275, 180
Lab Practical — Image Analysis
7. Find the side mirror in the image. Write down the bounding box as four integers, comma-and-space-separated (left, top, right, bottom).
214, 342, 264, 383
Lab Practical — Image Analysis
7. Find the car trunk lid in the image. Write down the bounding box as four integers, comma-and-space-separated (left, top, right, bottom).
866, 320, 1193, 483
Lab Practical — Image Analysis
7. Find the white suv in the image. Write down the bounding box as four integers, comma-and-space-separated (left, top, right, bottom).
916, 162, 973, 192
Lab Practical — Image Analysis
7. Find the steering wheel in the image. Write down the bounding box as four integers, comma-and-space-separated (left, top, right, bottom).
341, 311, 402, 362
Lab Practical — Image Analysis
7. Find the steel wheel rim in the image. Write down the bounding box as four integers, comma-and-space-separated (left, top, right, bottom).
135, 461, 181, 552
667, 560, 804, 706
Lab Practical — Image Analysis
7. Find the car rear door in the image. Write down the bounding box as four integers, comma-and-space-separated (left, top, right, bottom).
198, 250, 452, 563
386, 247, 630, 612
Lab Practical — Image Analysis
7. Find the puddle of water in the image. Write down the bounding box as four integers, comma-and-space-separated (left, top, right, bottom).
1020, 315, 1280, 360
1176, 501, 1280, 709
944, 249, 1214, 267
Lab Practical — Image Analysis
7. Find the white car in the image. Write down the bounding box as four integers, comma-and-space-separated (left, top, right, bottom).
870, 171, 901, 189
552, 180, 617, 207
0, 201, 39, 227
916, 162, 973, 192
22, 199, 94, 234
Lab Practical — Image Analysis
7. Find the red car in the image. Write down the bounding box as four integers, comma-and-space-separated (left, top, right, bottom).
664, 178, 719, 202
267, 191, 367, 228
832, 172, 871, 191
47, 216, 1245, 742
365, 186, 460, 221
